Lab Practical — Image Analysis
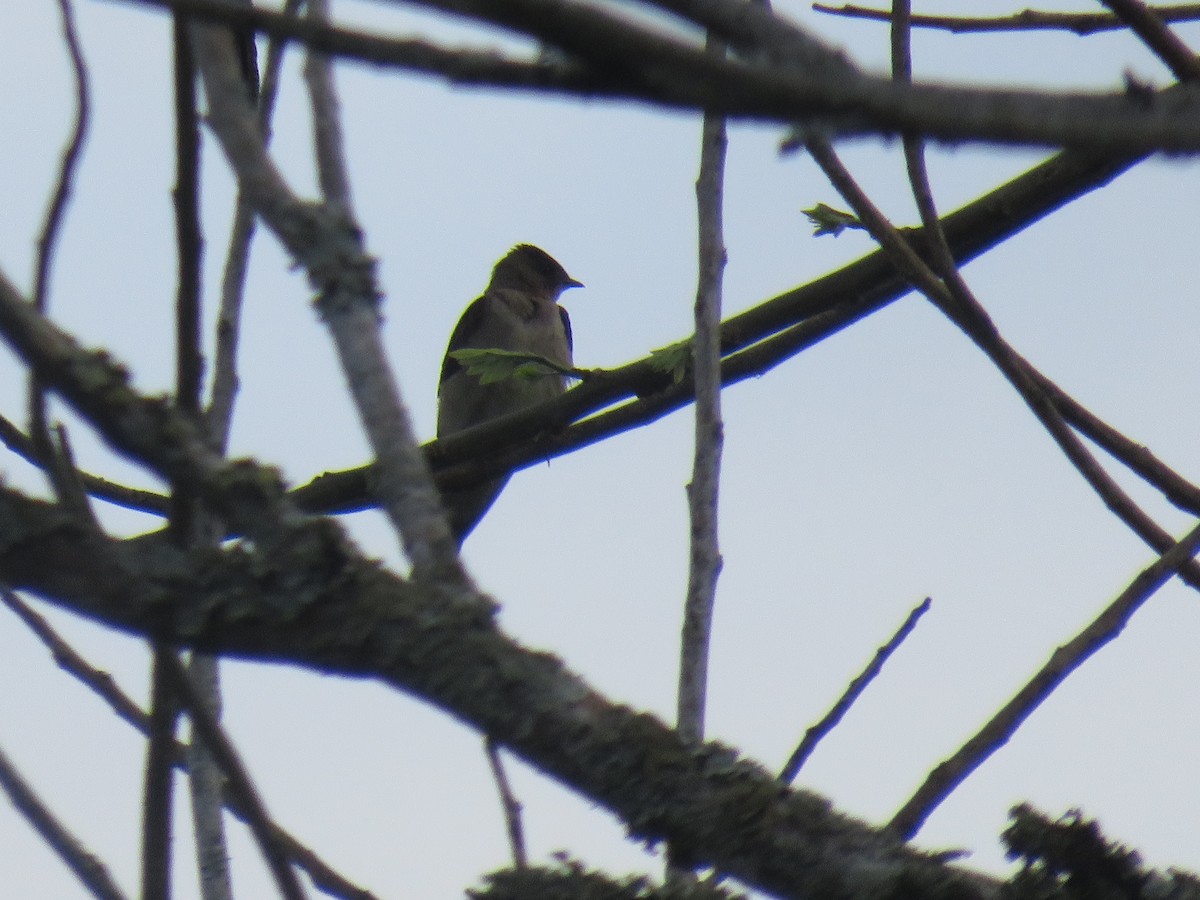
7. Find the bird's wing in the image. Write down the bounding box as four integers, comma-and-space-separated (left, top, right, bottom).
559, 306, 573, 358
439, 295, 490, 386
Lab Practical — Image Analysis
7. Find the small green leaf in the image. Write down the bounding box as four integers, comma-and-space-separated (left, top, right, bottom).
649, 341, 691, 385
449, 348, 575, 385
802, 202, 864, 237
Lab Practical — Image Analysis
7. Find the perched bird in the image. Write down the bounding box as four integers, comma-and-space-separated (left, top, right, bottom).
437, 244, 583, 543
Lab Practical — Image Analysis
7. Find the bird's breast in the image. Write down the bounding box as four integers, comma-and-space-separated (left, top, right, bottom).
491, 291, 572, 367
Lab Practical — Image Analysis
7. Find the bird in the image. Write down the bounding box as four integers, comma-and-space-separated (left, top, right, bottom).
437, 244, 583, 543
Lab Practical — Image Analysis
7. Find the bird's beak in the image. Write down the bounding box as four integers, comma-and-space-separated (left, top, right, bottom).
565, 278, 584, 289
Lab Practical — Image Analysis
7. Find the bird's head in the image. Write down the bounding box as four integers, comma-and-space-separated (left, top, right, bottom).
489, 244, 583, 300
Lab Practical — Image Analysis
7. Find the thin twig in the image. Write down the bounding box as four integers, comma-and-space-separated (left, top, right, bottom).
304, 0, 352, 211
1033, 372, 1200, 517
162, 656, 308, 900
677, 36, 728, 751
804, 13, 1200, 831
1, 588, 150, 731
189, 11, 307, 884
485, 738, 527, 869
812, 3, 1200, 34
170, 16, 238, 899
0, 588, 379, 900
0, 411, 169, 514
141, 648, 180, 900
47, 424, 97, 526
889, 519, 1200, 839
804, 133, 1200, 598
29, 0, 91, 502
207, 0, 305, 447
0, 741, 129, 900
186, 656, 233, 900
31, 0, 89, 318
780, 598, 930, 784
1097, 0, 1200, 81
173, 12, 203, 427
671, 33, 728, 885
188, 14, 302, 887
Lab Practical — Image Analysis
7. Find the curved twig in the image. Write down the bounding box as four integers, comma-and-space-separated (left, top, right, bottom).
780, 598, 931, 784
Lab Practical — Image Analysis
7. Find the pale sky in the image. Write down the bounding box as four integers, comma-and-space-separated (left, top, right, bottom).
2, 2, 1200, 897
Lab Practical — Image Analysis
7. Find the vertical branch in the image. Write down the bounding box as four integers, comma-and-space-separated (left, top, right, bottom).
192, 16, 463, 577
193, 19, 292, 889
29, 0, 90, 489
141, 651, 180, 900
677, 35, 727, 751
304, 0, 352, 213
207, 0, 304, 448
891, 0, 957, 282
162, 657, 308, 900
671, 43, 726, 875
193, 20, 304, 893
172, 15, 236, 900
186, 657, 233, 900
890, 0, 912, 82
172, 13, 204, 461
485, 738, 528, 870
31, 0, 89, 320
299, 0, 466, 583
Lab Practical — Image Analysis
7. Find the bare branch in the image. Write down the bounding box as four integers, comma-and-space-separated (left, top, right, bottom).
485, 739, 528, 870
1, 589, 150, 730
632, 0, 858, 74
802, 133, 1200, 600
303, 0, 462, 577
141, 649, 181, 900
10, 483, 1200, 900
138, 0, 608, 91
190, 16, 466, 582
173, 14, 203, 426
32, 0, 89, 319
677, 37, 727, 750
1098, 0, 1200, 81
110, 0, 1200, 153
304, 0, 352, 211
186, 656, 233, 900
167, 22, 236, 889
812, 2, 1200, 34
29, 0, 92, 511
0, 263, 317, 546
163, 656, 308, 900
173, 21, 238, 894
0, 589, 380, 900
799, 85, 1200, 832
207, 1, 304, 448
889, 519, 1200, 839
0, 484, 988, 900
0, 741, 129, 900
780, 598, 930, 784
